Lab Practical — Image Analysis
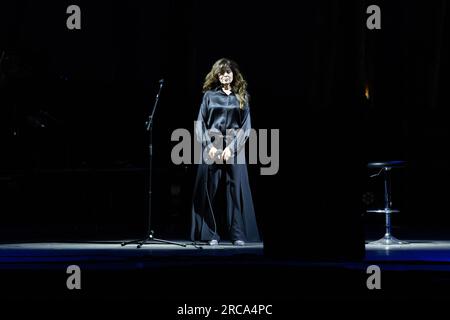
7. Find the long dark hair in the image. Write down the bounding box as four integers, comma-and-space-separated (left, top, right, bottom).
203, 58, 248, 109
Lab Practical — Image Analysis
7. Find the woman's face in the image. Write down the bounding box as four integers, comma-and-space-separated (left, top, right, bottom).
218, 69, 233, 85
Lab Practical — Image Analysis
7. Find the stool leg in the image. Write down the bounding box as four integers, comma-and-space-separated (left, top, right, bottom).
385, 209, 391, 238
369, 167, 408, 245
384, 167, 394, 239
384, 167, 392, 211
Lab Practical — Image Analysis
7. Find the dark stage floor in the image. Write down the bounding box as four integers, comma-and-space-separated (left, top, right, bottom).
1, 239, 450, 309
2, 239, 450, 265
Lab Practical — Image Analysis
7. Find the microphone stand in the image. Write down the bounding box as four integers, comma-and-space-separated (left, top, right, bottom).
121, 79, 186, 248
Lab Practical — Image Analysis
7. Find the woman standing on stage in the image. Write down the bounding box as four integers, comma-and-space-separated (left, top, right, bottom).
191, 58, 260, 246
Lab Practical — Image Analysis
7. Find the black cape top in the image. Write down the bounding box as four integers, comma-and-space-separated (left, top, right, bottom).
195, 87, 251, 156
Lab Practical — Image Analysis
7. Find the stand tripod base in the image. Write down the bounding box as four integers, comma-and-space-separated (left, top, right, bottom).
121, 231, 187, 248
369, 234, 408, 245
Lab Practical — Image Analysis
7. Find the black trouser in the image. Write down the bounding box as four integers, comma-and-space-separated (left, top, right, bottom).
206, 163, 246, 242
191, 140, 260, 243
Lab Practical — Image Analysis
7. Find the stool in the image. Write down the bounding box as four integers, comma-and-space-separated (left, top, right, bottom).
367, 161, 407, 245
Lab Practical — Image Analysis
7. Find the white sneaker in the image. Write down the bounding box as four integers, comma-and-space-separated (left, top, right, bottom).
209, 239, 219, 246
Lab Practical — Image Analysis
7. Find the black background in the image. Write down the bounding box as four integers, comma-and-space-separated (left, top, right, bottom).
1, 0, 449, 253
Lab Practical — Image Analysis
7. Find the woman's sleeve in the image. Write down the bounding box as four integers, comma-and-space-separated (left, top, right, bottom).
228, 104, 251, 154
195, 92, 213, 149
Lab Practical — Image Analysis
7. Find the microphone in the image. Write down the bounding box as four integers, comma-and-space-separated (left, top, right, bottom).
155, 79, 164, 100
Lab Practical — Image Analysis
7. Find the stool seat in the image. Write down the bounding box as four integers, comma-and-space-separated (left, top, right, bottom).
368, 161, 406, 169
367, 209, 400, 214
